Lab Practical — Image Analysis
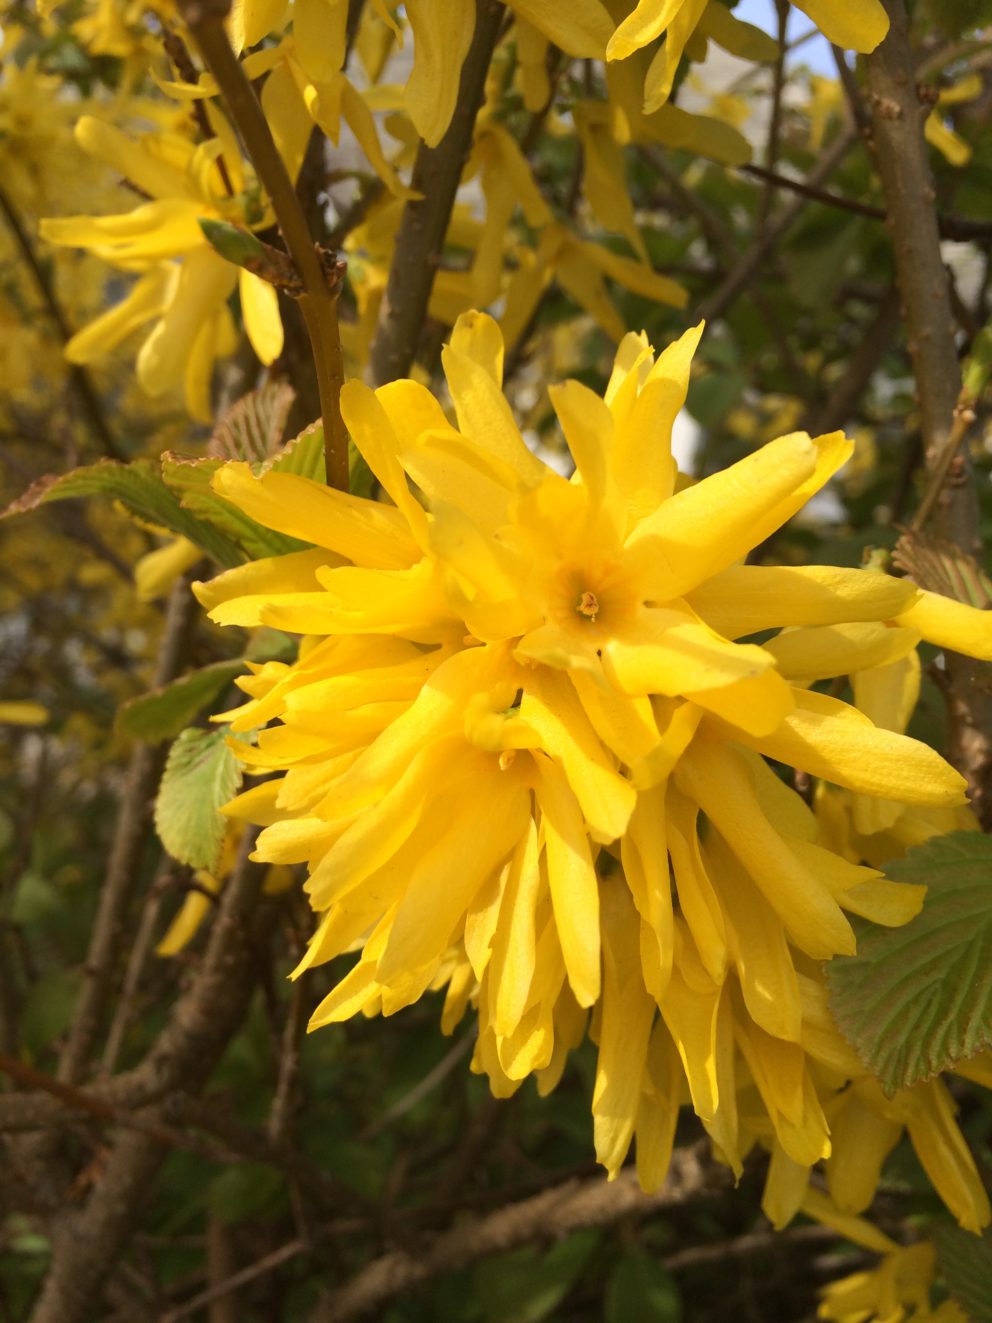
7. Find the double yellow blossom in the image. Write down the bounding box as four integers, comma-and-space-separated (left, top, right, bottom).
40, 109, 303, 419
197, 311, 988, 1192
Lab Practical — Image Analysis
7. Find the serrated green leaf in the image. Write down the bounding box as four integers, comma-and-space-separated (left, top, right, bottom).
154, 727, 246, 872
893, 531, 992, 609
264, 419, 327, 481
474, 1231, 598, 1323
116, 661, 245, 743
826, 832, 992, 1096
209, 381, 296, 464
161, 452, 309, 560
1, 459, 243, 567
606, 1248, 682, 1323
934, 1224, 992, 1323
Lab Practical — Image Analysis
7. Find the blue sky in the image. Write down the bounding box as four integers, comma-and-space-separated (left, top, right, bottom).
734, 0, 839, 74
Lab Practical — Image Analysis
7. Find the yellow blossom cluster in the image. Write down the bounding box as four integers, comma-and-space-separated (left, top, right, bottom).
197, 312, 992, 1221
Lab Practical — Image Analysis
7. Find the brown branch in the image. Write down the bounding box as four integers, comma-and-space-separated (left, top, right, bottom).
178, 0, 349, 490
310, 1145, 732, 1322
740, 163, 992, 241
160, 1237, 305, 1323
58, 574, 200, 1085
699, 128, 858, 324
27, 832, 270, 1323
865, 0, 992, 824
368, 0, 506, 386
0, 184, 124, 461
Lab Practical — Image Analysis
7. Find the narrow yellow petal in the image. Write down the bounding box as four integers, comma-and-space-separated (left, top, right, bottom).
686, 564, 919, 641
210, 463, 418, 568
764, 622, 919, 683
405, 0, 475, 147
677, 734, 855, 959
239, 268, 284, 365
742, 689, 967, 807
536, 756, 601, 1008
511, 0, 613, 57
794, 0, 888, 53
895, 588, 992, 661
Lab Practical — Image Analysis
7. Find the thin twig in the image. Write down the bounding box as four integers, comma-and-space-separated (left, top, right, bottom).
311, 1146, 732, 1322
178, 0, 349, 489
28, 833, 270, 1323
160, 1238, 306, 1323
699, 129, 857, 324
740, 162, 992, 240
865, 0, 991, 823
369, 0, 506, 386
58, 574, 200, 1085
0, 184, 124, 461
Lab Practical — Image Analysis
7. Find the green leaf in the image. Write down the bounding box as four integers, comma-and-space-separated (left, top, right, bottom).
474, 1231, 598, 1323
209, 381, 296, 464
208, 1162, 286, 1225
606, 1248, 682, 1323
154, 727, 246, 872
934, 1225, 992, 1323
893, 531, 992, 609
116, 661, 246, 743
826, 832, 992, 1096
1, 459, 243, 567
264, 418, 327, 481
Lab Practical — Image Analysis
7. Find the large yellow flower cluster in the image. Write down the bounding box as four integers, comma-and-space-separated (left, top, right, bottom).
197, 313, 992, 1215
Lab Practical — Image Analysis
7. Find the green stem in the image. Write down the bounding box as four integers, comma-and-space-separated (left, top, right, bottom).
178, 1, 349, 491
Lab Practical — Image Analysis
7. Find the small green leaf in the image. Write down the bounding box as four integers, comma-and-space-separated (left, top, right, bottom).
826, 832, 992, 1096
606, 1248, 682, 1323
208, 1163, 286, 1225
264, 418, 327, 481
893, 531, 992, 609
154, 727, 247, 872
116, 661, 245, 743
474, 1231, 598, 1323
1, 458, 243, 567
209, 382, 296, 464
934, 1224, 992, 1323
199, 218, 268, 267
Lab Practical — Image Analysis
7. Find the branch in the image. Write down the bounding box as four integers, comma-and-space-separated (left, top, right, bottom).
368, 0, 506, 386
27, 832, 270, 1323
311, 1146, 732, 1322
865, 0, 992, 823
177, 0, 349, 490
57, 574, 200, 1085
0, 184, 124, 461
740, 163, 992, 241
700, 128, 857, 324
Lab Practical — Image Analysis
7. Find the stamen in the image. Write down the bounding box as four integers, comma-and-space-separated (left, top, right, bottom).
576, 590, 600, 622
498, 749, 517, 771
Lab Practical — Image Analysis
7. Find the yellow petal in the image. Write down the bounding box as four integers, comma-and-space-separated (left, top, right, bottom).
239, 268, 284, 365
764, 622, 919, 683
603, 609, 775, 697
210, 462, 419, 568
261, 59, 314, 183
742, 688, 968, 807
138, 248, 237, 396
74, 115, 194, 200
405, 0, 475, 147
624, 433, 819, 600
511, 0, 613, 57
593, 877, 655, 1178
293, 0, 347, 84
65, 266, 177, 364
620, 788, 674, 1002
536, 755, 601, 1008
677, 734, 855, 959
686, 564, 919, 640
606, 0, 684, 61
340, 381, 430, 544
489, 819, 544, 1036
634, 1021, 681, 1191
895, 588, 992, 661
794, 0, 888, 53
0, 701, 49, 726
441, 340, 548, 485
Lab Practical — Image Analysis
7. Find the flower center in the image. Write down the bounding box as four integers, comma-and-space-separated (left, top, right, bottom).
576, 590, 600, 622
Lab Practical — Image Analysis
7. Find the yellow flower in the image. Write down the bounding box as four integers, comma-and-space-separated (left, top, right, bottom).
198, 311, 977, 1189
808, 1197, 969, 1323
605, 1, 889, 113
40, 112, 293, 420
